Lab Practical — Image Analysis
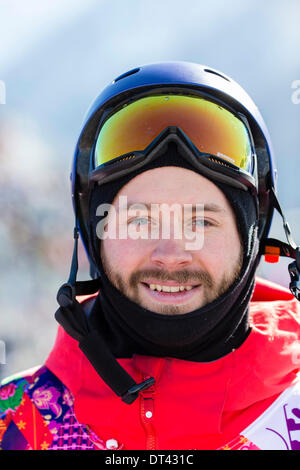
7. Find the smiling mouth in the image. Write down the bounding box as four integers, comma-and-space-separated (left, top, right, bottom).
141, 282, 198, 293
139, 280, 202, 306
140, 281, 201, 303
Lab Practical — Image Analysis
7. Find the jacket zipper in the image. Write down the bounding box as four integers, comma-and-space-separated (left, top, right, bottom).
140, 377, 156, 450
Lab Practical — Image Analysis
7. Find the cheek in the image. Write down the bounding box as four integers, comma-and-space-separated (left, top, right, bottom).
197, 229, 241, 278
101, 238, 151, 275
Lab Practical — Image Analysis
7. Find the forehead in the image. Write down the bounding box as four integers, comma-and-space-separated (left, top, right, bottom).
113, 166, 231, 209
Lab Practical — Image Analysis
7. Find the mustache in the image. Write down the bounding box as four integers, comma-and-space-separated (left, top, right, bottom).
129, 269, 214, 289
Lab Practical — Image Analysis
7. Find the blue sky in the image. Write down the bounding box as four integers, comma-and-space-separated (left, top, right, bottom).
0, 0, 97, 69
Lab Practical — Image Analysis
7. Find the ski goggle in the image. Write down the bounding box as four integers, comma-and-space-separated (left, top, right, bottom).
91, 94, 255, 186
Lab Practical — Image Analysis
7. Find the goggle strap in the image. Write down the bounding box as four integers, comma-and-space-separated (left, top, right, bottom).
260, 237, 296, 259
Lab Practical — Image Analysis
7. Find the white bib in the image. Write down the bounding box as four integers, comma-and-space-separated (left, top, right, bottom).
241, 378, 300, 450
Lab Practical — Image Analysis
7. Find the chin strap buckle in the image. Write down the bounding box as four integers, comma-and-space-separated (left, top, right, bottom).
121, 377, 155, 405
57, 283, 76, 308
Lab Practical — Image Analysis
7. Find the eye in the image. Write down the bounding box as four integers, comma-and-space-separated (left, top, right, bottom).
193, 218, 212, 227
186, 218, 215, 231
128, 216, 150, 226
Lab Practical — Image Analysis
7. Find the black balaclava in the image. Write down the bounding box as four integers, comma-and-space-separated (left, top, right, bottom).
87, 142, 260, 362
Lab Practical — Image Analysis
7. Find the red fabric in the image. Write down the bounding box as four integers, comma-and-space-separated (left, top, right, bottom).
45, 277, 300, 450
12, 392, 53, 450
251, 276, 294, 302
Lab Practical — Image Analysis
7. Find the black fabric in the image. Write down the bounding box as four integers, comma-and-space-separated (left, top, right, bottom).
79, 330, 136, 396
85, 143, 260, 362
55, 300, 137, 397
88, 251, 259, 362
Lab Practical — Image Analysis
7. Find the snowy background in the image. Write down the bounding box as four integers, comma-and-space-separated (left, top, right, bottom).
0, 0, 300, 380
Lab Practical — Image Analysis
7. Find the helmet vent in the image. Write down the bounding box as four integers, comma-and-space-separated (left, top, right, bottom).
113, 68, 140, 83
204, 68, 230, 82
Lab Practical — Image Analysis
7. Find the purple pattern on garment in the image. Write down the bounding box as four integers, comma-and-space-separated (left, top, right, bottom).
266, 403, 300, 450
26, 367, 108, 449
285, 405, 300, 450
0, 366, 113, 450
49, 408, 98, 451
0, 383, 17, 400
32, 385, 62, 418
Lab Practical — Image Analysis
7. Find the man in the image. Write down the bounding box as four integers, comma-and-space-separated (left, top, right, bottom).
1, 62, 300, 451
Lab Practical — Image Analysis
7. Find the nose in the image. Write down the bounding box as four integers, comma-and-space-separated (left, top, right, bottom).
150, 239, 193, 270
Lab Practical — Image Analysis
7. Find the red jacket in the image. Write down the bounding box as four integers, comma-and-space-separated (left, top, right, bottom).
1, 277, 300, 450
45, 277, 300, 450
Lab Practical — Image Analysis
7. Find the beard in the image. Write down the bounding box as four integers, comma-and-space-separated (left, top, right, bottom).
101, 250, 243, 315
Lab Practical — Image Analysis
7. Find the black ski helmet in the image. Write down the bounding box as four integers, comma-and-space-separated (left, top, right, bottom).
70, 62, 279, 278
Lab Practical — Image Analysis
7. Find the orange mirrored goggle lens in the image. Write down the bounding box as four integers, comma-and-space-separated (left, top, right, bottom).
94, 94, 253, 172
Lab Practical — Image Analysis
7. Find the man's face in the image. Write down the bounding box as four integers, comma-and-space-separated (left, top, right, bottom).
100, 166, 243, 315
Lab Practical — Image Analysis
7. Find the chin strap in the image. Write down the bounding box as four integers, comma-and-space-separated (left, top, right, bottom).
260, 188, 300, 301
55, 223, 155, 405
